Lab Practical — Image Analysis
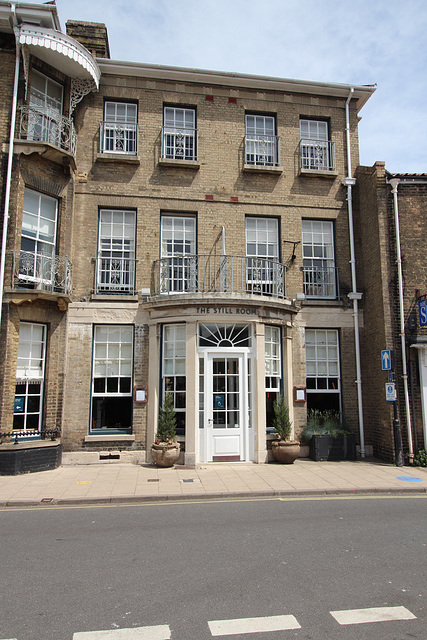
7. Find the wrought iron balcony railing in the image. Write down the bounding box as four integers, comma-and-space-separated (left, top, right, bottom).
152, 255, 287, 298
303, 265, 339, 299
300, 139, 336, 171
12, 250, 72, 295
95, 256, 136, 294
161, 126, 198, 161
245, 134, 280, 167
100, 121, 138, 155
18, 105, 76, 156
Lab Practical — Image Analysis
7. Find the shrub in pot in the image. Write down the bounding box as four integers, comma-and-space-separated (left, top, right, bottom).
302, 410, 356, 461
270, 394, 300, 464
151, 393, 181, 467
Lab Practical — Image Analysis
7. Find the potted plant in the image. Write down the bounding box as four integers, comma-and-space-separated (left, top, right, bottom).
302, 410, 356, 461
270, 394, 300, 464
151, 393, 181, 467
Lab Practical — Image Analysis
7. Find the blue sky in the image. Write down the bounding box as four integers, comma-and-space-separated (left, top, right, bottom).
51, 0, 427, 172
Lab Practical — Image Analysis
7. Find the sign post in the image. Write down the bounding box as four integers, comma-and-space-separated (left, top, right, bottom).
381, 349, 403, 466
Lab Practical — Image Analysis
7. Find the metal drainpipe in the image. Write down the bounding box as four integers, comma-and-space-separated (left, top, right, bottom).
388, 178, 414, 463
0, 15, 20, 331
343, 87, 365, 457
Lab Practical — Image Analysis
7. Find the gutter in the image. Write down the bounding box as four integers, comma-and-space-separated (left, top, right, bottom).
343, 87, 365, 458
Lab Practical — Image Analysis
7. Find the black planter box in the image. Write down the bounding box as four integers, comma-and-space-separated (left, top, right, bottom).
0, 442, 62, 475
309, 433, 356, 461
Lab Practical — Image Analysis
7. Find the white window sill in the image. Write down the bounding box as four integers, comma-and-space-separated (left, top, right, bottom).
96, 153, 140, 164
243, 164, 283, 174
85, 434, 135, 442
299, 168, 338, 178
158, 157, 200, 169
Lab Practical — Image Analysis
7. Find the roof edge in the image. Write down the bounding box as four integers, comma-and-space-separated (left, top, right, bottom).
97, 59, 376, 112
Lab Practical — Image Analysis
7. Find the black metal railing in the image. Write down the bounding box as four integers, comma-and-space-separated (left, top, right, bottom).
0, 427, 61, 445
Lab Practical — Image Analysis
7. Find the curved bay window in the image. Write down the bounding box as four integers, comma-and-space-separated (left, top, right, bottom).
265, 326, 281, 430
91, 325, 134, 432
162, 324, 186, 434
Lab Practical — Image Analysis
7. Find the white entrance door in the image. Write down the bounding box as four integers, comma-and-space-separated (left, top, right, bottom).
206, 353, 248, 462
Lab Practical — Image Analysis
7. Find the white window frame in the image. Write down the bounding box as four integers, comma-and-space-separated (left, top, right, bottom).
245, 217, 280, 295
97, 209, 136, 294
13, 322, 47, 435
160, 214, 196, 293
162, 324, 186, 433
302, 220, 336, 299
102, 101, 138, 155
28, 70, 63, 146
245, 114, 278, 166
91, 325, 134, 432
19, 188, 58, 286
300, 119, 331, 171
305, 329, 340, 395
265, 325, 281, 430
162, 106, 196, 161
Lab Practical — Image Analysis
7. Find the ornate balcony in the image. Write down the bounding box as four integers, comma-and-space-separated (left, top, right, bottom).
152, 255, 287, 299
12, 250, 72, 296
244, 134, 281, 168
94, 257, 136, 295
17, 105, 76, 157
299, 139, 336, 172
99, 121, 138, 155
161, 126, 198, 162
303, 265, 339, 299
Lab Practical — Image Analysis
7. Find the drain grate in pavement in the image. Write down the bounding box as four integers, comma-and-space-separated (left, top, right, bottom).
41, 498, 53, 503
147, 478, 159, 482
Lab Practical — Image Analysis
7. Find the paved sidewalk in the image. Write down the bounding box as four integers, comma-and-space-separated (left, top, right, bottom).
0, 458, 426, 506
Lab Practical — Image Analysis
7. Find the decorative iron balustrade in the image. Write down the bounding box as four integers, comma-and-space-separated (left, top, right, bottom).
300, 139, 336, 171
303, 265, 339, 299
18, 105, 76, 156
245, 134, 280, 167
0, 427, 60, 444
161, 126, 198, 161
13, 250, 72, 295
152, 255, 287, 298
95, 256, 136, 294
100, 121, 138, 154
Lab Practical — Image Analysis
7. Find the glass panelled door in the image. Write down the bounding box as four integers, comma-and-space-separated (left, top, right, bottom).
206, 354, 247, 461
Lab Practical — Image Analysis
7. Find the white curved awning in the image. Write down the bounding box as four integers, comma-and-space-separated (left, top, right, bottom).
19, 25, 100, 89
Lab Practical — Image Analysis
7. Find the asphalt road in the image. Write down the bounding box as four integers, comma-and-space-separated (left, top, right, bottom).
1, 495, 426, 640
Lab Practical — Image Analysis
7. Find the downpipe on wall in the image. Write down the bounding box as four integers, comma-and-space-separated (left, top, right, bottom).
343, 87, 365, 458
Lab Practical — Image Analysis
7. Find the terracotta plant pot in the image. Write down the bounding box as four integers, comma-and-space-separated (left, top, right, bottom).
151, 442, 181, 467
271, 440, 300, 464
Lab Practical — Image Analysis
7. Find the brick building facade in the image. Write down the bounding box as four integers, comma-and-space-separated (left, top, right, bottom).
357, 163, 427, 461
6, 1, 418, 470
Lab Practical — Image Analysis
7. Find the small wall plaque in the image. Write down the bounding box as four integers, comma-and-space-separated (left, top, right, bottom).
134, 386, 147, 403
294, 386, 306, 403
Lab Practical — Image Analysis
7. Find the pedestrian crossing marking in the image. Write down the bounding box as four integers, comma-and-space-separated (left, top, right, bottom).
72, 624, 171, 639
330, 606, 416, 625
208, 614, 301, 636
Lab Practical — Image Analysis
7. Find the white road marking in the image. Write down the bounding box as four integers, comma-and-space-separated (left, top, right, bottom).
208, 614, 301, 636
330, 606, 416, 625
72, 625, 171, 639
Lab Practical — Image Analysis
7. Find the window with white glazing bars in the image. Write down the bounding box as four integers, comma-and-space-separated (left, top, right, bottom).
302, 220, 336, 299
91, 325, 134, 431
246, 217, 280, 295
300, 119, 330, 170
162, 324, 186, 434
28, 71, 63, 146
265, 325, 281, 429
305, 329, 340, 413
160, 215, 196, 292
13, 322, 47, 434
97, 210, 136, 294
19, 188, 57, 286
102, 102, 137, 154
245, 114, 278, 166
163, 107, 196, 160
